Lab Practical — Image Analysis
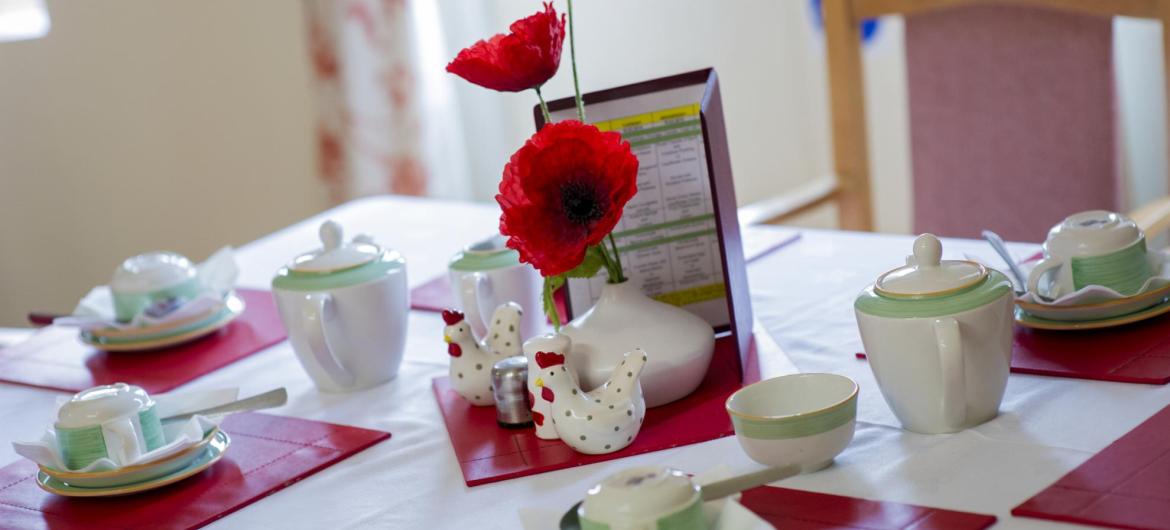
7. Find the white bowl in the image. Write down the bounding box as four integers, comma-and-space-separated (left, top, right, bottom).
725, 373, 858, 471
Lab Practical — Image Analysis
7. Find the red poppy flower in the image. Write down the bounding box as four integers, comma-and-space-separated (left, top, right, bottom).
445, 2, 565, 92
496, 120, 639, 277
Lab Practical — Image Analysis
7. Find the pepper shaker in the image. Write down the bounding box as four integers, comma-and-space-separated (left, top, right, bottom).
491, 356, 532, 427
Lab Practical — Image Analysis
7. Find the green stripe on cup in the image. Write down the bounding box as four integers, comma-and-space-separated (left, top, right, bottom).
113, 277, 202, 322
1071, 238, 1151, 296
138, 406, 166, 451
56, 424, 110, 470
731, 397, 857, 440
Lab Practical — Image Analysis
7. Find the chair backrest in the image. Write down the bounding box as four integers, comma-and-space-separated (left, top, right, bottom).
906, 4, 1117, 240
822, 0, 1170, 234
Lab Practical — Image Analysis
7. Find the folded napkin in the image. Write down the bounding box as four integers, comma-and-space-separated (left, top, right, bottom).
56, 247, 239, 330
11, 387, 238, 473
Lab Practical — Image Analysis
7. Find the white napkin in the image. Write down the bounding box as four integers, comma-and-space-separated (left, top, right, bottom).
517, 465, 774, 530
11, 387, 238, 473
55, 247, 239, 330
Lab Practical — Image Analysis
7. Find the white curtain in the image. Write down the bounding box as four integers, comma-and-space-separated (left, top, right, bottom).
304, 0, 474, 203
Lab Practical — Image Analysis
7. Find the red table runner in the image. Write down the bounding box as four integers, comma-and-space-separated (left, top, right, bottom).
434, 335, 758, 486
738, 486, 997, 529
1013, 402, 1170, 529
0, 289, 287, 394
0, 413, 390, 530
857, 316, 1170, 385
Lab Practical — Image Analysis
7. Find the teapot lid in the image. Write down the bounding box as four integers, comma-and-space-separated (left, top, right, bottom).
875, 234, 987, 298
289, 220, 381, 274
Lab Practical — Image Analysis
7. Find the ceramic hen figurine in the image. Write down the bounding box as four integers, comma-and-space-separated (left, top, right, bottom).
523, 333, 572, 440
534, 348, 648, 454
482, 302, 524, 357
442, 304, 521, 406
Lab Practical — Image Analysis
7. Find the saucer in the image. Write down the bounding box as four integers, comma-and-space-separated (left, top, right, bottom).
1015, 282, 1170, 322
80, 292, 244, 352
36, 430, 229, 497
1016, 295, 1170, 331
39, 427, 219, 489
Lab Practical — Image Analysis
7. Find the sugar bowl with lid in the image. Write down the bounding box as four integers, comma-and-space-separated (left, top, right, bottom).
855, 234, 1014, 434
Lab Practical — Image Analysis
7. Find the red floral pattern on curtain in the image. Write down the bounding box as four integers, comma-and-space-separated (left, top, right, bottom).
305, 0, 427, 203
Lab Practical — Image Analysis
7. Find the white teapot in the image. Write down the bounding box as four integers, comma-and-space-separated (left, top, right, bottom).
272, 220, 408, 392
854, 234, 1014, 434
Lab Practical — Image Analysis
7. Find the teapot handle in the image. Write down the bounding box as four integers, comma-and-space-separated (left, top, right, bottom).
932, 317, 967, 430
299, 292, 356, 388
459, 273, 493, 340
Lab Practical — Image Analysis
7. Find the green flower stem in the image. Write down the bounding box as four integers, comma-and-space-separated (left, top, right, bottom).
543, 277, 562, 331
607, 233, 626, 283
566, 0, 586, 122
596, 242, 616, 278
534, 86, 552, 124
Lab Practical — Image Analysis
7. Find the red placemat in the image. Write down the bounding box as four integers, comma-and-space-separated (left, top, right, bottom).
410, 275, 454, 313
739, 486, 997, 529
0, 289, 287, 394
0, 413, 390, 530
433, 335, 758, 486
856, 317, 1170, 385
1013, 402, 1170, 529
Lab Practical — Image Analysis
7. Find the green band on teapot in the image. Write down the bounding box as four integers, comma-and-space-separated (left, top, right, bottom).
449, 248, 521, 272
272, 251, 404, 292
855, 270, 1012, 319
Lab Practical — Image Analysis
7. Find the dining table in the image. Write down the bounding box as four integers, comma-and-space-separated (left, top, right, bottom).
2, 194, 1167, 529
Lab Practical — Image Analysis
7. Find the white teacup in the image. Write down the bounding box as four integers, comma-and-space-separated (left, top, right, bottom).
578, 466, 707, 530
55, 383, 166, 469
110, 252, 201, 322
448, 235, 543, 341
272, 221, 408, 392
1027, 210, 1153, 298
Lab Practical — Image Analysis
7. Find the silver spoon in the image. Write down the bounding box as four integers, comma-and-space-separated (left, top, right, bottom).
559, 464, 800, 529
981, 230, 1029, 296
161, 388, 288, 423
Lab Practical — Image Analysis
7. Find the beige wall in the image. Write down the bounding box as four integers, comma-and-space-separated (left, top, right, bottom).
0, 0, 329, 326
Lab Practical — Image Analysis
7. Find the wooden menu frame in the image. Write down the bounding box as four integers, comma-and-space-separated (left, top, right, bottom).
535, 68, 753, 368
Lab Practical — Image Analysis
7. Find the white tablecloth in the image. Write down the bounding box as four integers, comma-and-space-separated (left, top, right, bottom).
2, 196, 1166, 529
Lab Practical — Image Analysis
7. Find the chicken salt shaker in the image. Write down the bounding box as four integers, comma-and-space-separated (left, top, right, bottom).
442, 303, 524, 406
534, 348, 648, 455
523, 333, 571, 440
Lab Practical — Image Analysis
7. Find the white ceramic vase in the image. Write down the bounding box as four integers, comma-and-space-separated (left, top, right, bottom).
561, 281, 714, 408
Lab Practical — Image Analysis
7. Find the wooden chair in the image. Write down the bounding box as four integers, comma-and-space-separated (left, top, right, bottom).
757, 0, 1170, 238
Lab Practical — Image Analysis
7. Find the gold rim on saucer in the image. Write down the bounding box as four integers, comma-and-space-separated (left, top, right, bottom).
36, 431, 230, 497
80, 296, 244, 352
38, 427, 219, 481
1016, 297, 1170, 331
1015, 281, 1170, 314
87, 298, 230, 340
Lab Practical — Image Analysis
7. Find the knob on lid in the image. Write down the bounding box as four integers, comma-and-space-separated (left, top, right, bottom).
289, 220, 381, 274
875, 234, 987, 298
